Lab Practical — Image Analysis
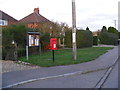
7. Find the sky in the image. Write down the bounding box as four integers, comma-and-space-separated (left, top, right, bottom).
0, 0, 119, 31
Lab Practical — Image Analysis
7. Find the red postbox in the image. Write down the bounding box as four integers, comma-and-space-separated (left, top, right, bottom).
50, 38, 57, 50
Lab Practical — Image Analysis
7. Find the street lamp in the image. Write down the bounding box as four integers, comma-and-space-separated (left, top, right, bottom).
72, 0, 77, 60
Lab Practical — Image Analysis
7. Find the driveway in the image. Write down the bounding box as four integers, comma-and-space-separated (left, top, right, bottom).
2, 60, 40, 73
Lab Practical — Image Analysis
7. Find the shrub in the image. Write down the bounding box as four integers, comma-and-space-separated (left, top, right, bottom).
118, 32, 120, 39
2, 24, 29, 60
17, 47, 26, 57
108, 27, 118, 35
77, 30, 93, 48
65, 30, 93, 48
65, 30, 72, 48
40, 33, 51, 51
2, 26, 14, 59
99, 32, 118, 45
93, 36, 98, 45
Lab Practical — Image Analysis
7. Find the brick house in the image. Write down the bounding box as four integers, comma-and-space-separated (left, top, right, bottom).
19, 8, 65, 48
0, 10, 18, 27
19, 8, 52, 29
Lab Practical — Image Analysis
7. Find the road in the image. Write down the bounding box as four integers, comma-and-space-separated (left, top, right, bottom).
12, 62, 118, 88
101, 62, 118, 88
100, 61, 119, 90
12, 61, 118, 88
13, 69, 107, 88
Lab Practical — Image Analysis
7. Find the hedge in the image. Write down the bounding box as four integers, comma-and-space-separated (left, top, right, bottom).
65, 30, 93, 48
99, 32, 118, 45
93, 36, 98, 45
64, 30, 72, 48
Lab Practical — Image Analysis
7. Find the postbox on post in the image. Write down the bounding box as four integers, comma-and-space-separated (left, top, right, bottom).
50, 38, 57, 62
50, 38, 57, 50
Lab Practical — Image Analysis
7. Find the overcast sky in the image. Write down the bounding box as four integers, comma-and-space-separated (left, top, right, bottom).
0, 0, 119, 31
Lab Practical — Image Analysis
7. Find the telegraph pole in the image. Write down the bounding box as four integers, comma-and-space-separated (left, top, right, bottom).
114, 20, 116, 29
72, 0, 77, 60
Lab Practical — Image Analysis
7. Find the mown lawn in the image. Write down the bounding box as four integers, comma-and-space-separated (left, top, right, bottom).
19, 47, 113, 67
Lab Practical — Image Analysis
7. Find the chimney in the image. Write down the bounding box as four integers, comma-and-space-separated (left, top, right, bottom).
34, 8, 39, 14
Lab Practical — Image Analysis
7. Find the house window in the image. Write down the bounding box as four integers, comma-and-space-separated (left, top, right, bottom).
0, 19, 8, 26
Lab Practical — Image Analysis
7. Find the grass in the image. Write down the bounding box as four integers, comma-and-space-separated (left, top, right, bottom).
19, 47, 113, 67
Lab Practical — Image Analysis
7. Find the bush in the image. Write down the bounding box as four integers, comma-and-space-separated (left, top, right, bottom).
40, 33, 51, 51
2, 26, 14, 59
17, 47, 26, 57
2, 24, 29, 60
65, 30, 93, 48
118, 32, 120, 39
93, 36, 98, 45
108, 27, 118, 35
65, 30, 72, 48
99, 32, 118, 45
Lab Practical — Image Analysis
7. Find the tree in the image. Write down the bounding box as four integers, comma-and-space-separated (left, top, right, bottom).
36, 21, 62, 38
108, 26, 118, 35
86, 27, 90, 31
101, 26, 107, 33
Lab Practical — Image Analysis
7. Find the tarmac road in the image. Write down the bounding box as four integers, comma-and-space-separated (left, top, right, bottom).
13, 62, 118, 88
101, 61, 118, 88
13, 69, 107, 88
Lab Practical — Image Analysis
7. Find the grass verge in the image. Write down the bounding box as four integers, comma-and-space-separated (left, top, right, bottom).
19, 47, 113, 67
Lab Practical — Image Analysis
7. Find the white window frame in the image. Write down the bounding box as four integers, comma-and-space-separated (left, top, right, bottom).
0, 19, 8, 26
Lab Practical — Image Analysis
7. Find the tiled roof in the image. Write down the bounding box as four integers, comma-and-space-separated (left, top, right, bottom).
19, 12, 51, 23
0, 10, 18, 22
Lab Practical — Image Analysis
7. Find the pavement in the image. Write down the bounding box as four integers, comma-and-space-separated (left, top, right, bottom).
2, 46, 119, 88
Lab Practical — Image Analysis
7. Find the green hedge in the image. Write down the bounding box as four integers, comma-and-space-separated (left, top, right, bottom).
65, 30, 93, 48
17, 47, 26, 57
65, 30, 72, 48
99, 32, 118, 45
93, 36, 98, 45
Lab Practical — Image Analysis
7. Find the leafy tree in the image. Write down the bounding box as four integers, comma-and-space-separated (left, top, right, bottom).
108, 26, 118, 35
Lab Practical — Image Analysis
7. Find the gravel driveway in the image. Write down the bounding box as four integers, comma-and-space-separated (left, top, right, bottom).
1, 60, 40, 73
